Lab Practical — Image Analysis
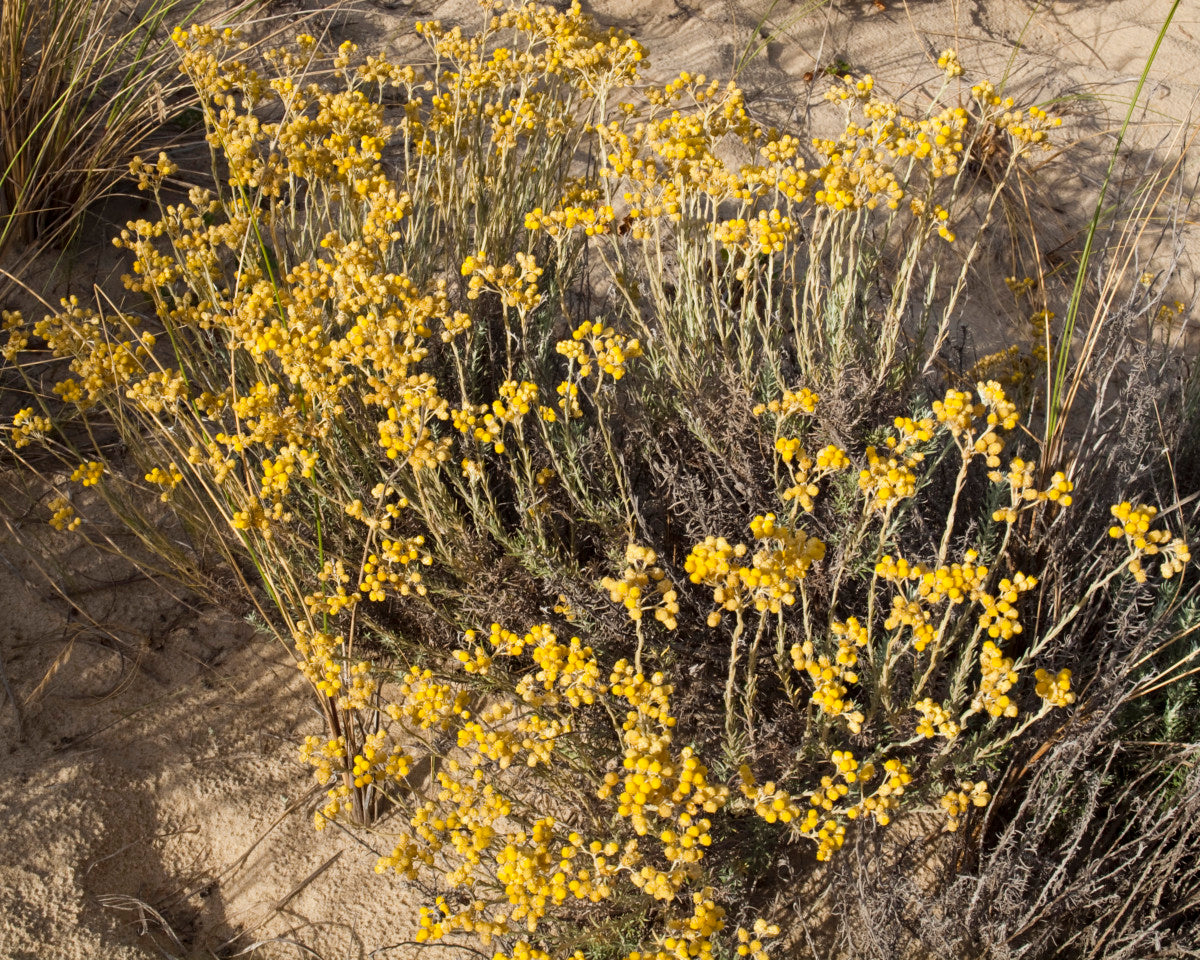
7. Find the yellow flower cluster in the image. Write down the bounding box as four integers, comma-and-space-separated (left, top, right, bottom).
305, 559, 359, 617
744, 513, 826, 612
385, 666, 470, 733
752, 387, 819, 418
799, 753, 912, 859
914, 697, 960, 739
932, 380, 1019, 469
1034, 667, 1076, 708
10, 407, 53, 449
738, 750, 914, 861
486, 817, 605, 932
977, 572, 1038, 641
519, 629, 601, 708
359, 535, 431, 600
937, 49, 963, 79
556, 320, 644, 383
1109, 502, 1191, 582
70, 461, 105, 487
258, 444, 317, 507
712, 209, 797, 255
990, 458, 1074, 523
819, 73, 968, 210
419, 2, 646, 102
292, 626, 374, 706
368, 620, 804, 952
737, 765, 803, 824
735, 918, 782, 960
456, 625, 601, 754
971, 80, 1062, 148
522, 42, 1044, 267
604, 660, 728, 841
455, 380, 540, 455
593, 73, 759, 231
107, 26, 561, 522
940, 780, 990, 832
873, 548, 1038, 653
775, 441, 850, 512
456, 701, 568, 769
685, 516, 825, 624
849, 758, 913, 829
601, 543, 680, 630
1, 309, 27, 363
875, 550, 986, 651
377, 770, 507, 883
654, 889, 731, 960
972, 640, 1019, 718
402, 781, 562, 941
858, 412, 934, 511
122, 370, 185, 416
131, 150, 180, 190
47, 495, 80, 532
525, 200, 617, 237
297, 666, 411, 829
684, 536, 748, 626
462, 250, 545, 313
298, 734, 352, 827
27, 295, 158, 416
791, 617, 868, 732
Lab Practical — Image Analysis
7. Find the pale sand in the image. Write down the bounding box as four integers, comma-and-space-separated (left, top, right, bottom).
1, 0, 1197, 956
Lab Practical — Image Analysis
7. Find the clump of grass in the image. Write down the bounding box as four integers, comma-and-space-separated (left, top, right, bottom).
0, 0, 205, 266
2, 2, 1197, 958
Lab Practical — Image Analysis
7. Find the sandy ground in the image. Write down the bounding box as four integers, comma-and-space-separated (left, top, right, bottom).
0, 499, 441, 959
2, 0, 1198, 957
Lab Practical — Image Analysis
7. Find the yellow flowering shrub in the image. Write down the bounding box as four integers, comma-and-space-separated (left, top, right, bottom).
3, 4, 1194, 958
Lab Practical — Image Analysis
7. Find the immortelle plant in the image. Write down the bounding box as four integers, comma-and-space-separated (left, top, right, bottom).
3, 3, 1194, 957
